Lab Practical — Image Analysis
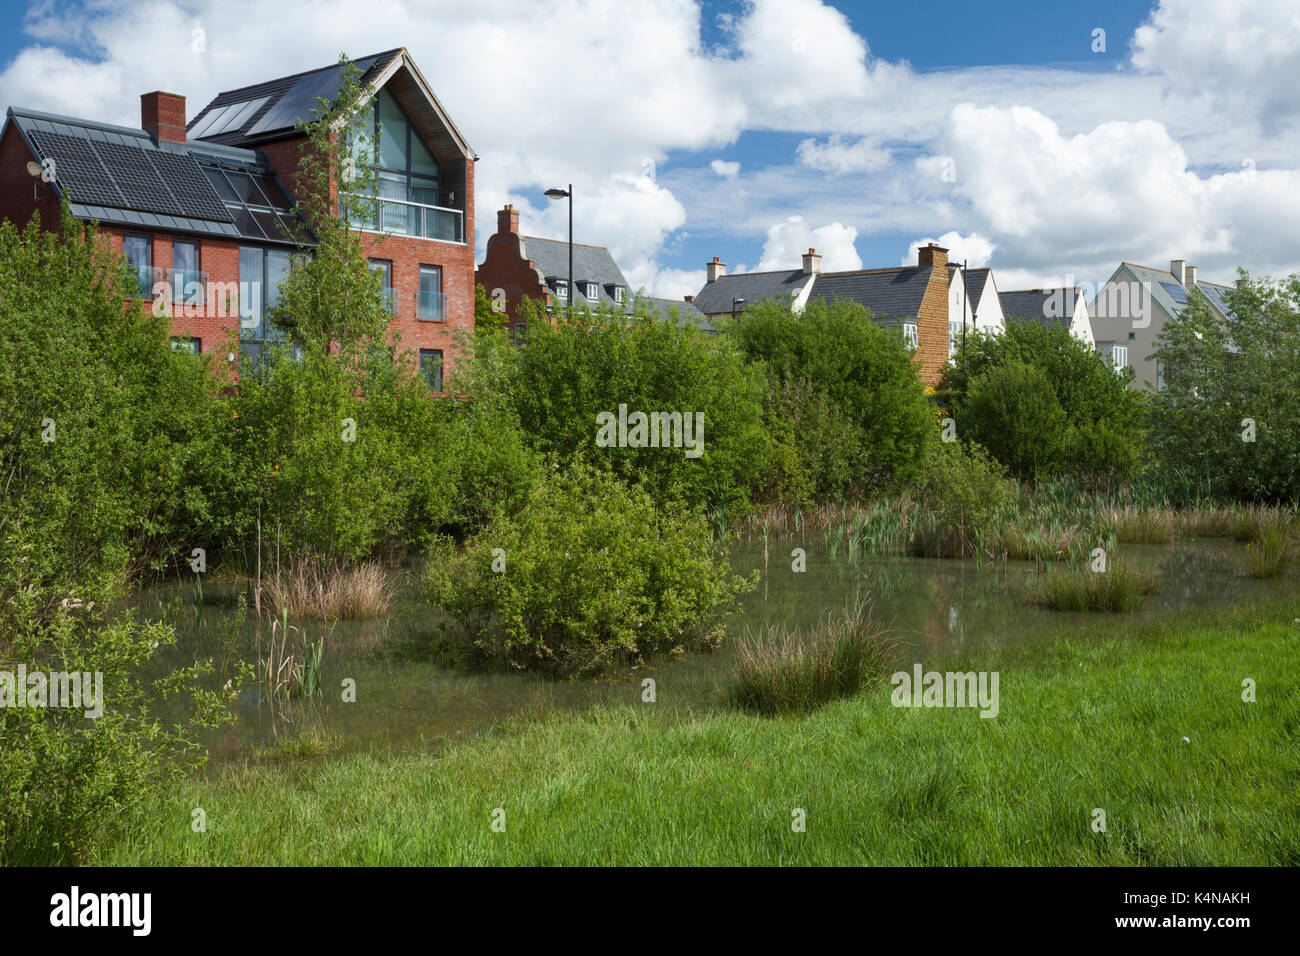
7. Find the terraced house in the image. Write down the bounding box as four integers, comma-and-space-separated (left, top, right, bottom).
0, 48, 475, 388
692, 243, 959, 386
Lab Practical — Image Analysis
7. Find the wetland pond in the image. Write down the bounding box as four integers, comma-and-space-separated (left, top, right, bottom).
136, 536, 1292, 763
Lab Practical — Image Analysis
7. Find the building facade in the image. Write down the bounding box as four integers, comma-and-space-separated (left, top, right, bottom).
0, 48, 475, 387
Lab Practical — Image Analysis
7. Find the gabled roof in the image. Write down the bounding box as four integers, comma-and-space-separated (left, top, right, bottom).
1117, 262, 1237, 322
949, 265, 991, 297
3, 106, 309, 246
643, 297, 714, 332
807, 266, 934, 319
188, 50, 400, 146
188, 49, 474, 160
997, 288, 1084, 332
520, 235, 629, 310
692, 270, 814, 315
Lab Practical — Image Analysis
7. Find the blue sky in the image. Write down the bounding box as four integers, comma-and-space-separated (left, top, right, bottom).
2, 1, 1298, 297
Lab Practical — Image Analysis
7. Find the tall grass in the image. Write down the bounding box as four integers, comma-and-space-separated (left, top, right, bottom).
1030, 563, 1156, 613
263, 559, 394, 620
1245, 513, 1293, 578
730, 600, 897, 716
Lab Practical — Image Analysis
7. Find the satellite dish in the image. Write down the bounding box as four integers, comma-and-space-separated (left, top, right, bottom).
26, 161, 42, 177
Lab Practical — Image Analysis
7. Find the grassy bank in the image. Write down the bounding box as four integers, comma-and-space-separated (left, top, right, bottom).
94, 599, 1300, 866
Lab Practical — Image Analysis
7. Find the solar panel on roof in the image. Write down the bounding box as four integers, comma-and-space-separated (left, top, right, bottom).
204, 95, 270, 138
188, 103, 239, 139
1159, 281, 1189, 305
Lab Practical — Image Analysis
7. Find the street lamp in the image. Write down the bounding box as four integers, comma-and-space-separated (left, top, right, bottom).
960, 259, 970, 355
732, 297, 745, 320
544, 184, 572, 314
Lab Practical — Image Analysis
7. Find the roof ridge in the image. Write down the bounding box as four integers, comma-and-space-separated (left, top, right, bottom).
707, 268, 805, 279
519, 234, 613, 252
818, 265, 922, 277
207, 49, 402, 102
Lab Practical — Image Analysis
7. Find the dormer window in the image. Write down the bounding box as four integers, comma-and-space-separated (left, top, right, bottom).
555, 280, 568, 300
586, 282, 598, 304
614, 286, 626, 304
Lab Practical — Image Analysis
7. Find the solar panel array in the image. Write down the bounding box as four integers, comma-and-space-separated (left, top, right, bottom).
1202, 286, 1237, 319
1159, 281, 1189, 306
29, 129, 232, 223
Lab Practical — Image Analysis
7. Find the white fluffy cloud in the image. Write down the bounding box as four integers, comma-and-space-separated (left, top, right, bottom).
903, 231, 994, 268
757, 215, 861, 271
710, 159, 740, 179
796, 135, 890, 173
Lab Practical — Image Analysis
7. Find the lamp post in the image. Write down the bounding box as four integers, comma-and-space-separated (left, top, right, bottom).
732, 297, 745, 320
960, 259, 970, 355
544, 184, 572, 314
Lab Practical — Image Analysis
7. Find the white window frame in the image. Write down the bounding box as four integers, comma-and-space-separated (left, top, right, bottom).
555, 279, 568, 300
586, 282, 599, 304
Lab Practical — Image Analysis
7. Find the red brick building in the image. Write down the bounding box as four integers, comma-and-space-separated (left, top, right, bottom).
0, 48, 475, 388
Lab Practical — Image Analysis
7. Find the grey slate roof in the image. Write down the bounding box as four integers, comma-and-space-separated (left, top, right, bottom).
519, 235, 630, 310
3, 106, 309, 246
998, 288, 1082, 332
189, 50, 401, 147
807, 267, 934, 319
643, 297, 715, 332
949, 265, 990, 298
692, 270, 813, 315
1119, 263, 1237, 322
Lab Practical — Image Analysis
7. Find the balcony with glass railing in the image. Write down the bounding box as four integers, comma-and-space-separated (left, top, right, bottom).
417, 289, 449, 321
166, 269, 209, 304
379, 286, 396, 314
343, 194, 464, 244
124, 264, 157, 299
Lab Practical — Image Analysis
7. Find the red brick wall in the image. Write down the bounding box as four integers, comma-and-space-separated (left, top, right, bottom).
141, 92, 187, 144
917, 269, 950, 387
0, 124, 54, 231
475, 206, 552, 334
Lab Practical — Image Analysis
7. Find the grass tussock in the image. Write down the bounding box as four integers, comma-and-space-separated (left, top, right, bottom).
1030, 563, 1156, 613
263, 559, 394, 621
1245, 514, 1293, 578
1107, 505, 1177, 545
730, 599, 897, 716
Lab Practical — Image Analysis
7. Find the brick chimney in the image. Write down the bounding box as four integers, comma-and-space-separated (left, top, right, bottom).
917, 242, 948, 272
802, 247, 822, 275
497, 204, 520, 236
1170, 259, 1186, 286
141, 92, 187, 144
706, 256, 726, 282
1185, 265, 1197, 290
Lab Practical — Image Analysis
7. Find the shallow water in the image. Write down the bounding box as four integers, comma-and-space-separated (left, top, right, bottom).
135, 535, 1292, 762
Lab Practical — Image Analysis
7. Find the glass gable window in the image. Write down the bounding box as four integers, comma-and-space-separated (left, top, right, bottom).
343, 88, 461, 242
418, 265, 444, 320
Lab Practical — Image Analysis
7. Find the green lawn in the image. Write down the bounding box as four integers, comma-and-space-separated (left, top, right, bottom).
94, 599, 1300, 865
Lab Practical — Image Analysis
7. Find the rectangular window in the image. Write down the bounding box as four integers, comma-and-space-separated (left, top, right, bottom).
1112, 345, 1128, 369
123, 234, 153, 298
555, 280, 568, 300
239, 246, 290, 342
418, 265, 443, 320
170, 336, 201, 354
904, 323, 919, 349
171, 240, 201, 304
419, 348, 443, 392
370, 259, 395, 314
586, 282, 598, 304
948, 320, 963, 359
513, 323, 527, 346
614, 286, 626, 304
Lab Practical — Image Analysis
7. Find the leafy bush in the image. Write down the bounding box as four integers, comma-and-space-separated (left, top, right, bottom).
1148, 274, 1300, 504
0, 211, 234, 863
728, 298, 934, 499
500, 298, 770, 515
911, 441, 1013, 558
425, 460, 752, 676
942, 322, 1144, 484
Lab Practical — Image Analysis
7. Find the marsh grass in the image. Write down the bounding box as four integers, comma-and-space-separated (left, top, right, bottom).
730, 599, 897, 716
1030, 563, 1157, 613
1245, 514, 1293, 578
263, 559, 394, 621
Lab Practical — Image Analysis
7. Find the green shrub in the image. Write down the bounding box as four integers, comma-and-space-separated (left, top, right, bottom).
912, 442, 1013, 558
0, 210, 235, 863
425, 460, 753, 676
500, 298, 769, 515
728, 299, 934, 499
942, 322, 1144, 485
1148, 274, 1300, 504
1245, 515, 1292, 579
730, 600, 897, 715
